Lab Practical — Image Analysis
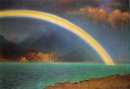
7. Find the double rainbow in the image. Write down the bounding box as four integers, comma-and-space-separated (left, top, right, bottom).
0, 10, 114, 65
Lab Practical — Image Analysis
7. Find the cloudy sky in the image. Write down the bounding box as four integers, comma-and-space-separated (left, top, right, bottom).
0, 0, 129, 64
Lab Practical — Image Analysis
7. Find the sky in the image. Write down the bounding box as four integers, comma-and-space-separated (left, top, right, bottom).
0, 0, 129, 64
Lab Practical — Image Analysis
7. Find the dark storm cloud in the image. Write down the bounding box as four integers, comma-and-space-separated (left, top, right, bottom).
0, 0, 102, 13
0, 0, 128, 13
0, 0, 58, 13
107, 0, 129, 11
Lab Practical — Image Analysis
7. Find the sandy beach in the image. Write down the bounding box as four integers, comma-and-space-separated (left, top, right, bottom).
46, 75, 130, 89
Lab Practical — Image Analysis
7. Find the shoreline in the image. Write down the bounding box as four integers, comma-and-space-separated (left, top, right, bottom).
45, 74, 130, 89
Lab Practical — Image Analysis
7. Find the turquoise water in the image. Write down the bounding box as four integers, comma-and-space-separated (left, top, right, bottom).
0, 63, 130, 89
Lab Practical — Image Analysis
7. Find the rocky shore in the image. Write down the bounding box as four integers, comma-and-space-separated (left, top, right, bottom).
46, 75, 130, 89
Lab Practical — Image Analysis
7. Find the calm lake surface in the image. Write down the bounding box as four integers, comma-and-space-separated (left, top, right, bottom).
0, 63, 130, 89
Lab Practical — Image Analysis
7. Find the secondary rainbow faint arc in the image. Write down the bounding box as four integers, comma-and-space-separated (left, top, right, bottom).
0, 10, 114, 65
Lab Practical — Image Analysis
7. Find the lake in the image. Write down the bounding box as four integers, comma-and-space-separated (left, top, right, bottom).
0, 63, 130, 89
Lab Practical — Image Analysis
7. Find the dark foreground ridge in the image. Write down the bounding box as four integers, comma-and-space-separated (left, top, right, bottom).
45, 75, 130, 89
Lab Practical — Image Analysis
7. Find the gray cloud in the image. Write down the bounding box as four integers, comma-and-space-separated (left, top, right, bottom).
65, 7, 130, 29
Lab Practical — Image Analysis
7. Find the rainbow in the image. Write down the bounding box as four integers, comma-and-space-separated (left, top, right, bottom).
0, 10, 114, 65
